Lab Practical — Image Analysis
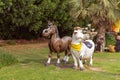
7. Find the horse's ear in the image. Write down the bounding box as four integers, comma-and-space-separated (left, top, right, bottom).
51, 21, 55, 25
48, 20, 55, 24
48, 20, 51, 24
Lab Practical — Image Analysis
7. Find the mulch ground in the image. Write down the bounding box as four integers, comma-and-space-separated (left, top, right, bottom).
0, 38, 48, 46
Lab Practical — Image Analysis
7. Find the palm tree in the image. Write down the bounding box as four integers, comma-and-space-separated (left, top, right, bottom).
69, 0, 120, 52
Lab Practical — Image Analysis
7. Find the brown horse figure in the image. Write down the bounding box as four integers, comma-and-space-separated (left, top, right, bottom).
42, 21, 72, 66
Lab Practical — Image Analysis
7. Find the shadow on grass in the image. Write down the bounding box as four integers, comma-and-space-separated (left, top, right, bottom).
20, 57, 74, 69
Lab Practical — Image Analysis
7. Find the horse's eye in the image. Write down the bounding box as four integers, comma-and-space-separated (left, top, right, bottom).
75, 29, 78, 31
45, 30, 48, 33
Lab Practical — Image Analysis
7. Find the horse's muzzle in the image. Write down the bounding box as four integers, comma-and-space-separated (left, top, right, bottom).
74, 32, 77, 34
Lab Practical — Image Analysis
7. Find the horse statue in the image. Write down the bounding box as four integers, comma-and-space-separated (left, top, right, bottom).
42, 21, 72, 66
71, 27, 95, 70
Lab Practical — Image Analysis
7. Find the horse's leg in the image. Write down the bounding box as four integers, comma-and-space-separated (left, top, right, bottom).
45, 51, 52, 66
83, 60, 87, 64
56, 53, 60, 66
66, 54, 70, 63
63, 50, 67, 62
79, 55, 84, 70
89, 56, 93, 66
63, 45, 71, 63
63, 50, 70, 64
72, 53, 78, 70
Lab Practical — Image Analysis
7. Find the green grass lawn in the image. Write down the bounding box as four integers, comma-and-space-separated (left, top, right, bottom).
0, 43, 120, 80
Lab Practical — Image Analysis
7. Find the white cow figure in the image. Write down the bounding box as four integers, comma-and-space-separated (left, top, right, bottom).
71, 27, 95, 70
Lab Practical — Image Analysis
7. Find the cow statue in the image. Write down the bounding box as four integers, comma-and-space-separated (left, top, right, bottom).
71, 27, 95, 70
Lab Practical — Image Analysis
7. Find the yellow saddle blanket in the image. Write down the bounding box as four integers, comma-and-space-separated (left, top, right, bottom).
71, 43, 82, 51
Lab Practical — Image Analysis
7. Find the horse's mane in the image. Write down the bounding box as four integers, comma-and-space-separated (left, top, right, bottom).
48, 21, 60, 38
54, 25, 60, 38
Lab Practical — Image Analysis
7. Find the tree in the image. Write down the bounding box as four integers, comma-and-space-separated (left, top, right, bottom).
0, 0, 76, 39
69, 0, 120, 52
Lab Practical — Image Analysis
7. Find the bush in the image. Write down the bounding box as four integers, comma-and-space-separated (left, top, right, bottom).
117, 32, 120, 35
106, 32, 116, 47
0, 49, 18, 68
7, 40, 16, 45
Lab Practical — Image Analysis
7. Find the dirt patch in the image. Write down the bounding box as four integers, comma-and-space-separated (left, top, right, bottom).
0, 38, 48, 49
0, 43, 48, 53
88, 67, 104, 72
59, 63, 104, 72
2, 42, 47, 49
47, 61, 104, 72
0, 38, 48, 45
60, 63, 73, 69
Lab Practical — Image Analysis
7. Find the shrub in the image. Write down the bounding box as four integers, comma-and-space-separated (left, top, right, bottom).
117, 32, 120, 35
106, 32, 116, 47
7, 40, 16, 45
0, 49, 18, 68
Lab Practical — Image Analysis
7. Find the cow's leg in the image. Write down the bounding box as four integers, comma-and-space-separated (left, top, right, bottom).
89, 56, 93, 66
45, 51, 52, 66
79, 56, 84, 70
72, 53, 78, 69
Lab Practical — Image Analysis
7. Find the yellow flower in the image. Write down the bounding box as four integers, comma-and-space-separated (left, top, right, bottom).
113, 20, 120, 33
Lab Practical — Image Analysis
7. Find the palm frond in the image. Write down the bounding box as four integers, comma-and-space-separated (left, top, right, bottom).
110, 0, 120, 10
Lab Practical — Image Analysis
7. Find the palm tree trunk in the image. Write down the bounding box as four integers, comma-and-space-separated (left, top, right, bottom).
95, 26, 106, 52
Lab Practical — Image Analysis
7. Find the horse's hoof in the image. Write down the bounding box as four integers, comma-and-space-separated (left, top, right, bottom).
83, 61, 86, 64
56, 63, 60, 66
64, 61, 68, 64
62, 60, 67, 64
62, 59, 66, 62
73, 66, 78, 70
45, 63, 50, 66
64, 61, 69, 64
89, 64, 92, 67
80, 67, 85, 71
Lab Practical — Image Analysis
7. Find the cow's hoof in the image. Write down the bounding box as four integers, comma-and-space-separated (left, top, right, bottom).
45, 63, 50, 66
56, 63, 60, 66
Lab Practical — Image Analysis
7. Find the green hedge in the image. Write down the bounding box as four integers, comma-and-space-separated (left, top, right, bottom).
105, 33, 116, 47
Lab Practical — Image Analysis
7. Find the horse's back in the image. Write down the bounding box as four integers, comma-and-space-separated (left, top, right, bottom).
58, 36, 71, 52
61, 36, 72, 44
62, 36, 72, 40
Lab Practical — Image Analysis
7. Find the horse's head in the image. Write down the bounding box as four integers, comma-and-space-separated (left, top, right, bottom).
72, 27, 84, 42
42, 21, 58, 38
